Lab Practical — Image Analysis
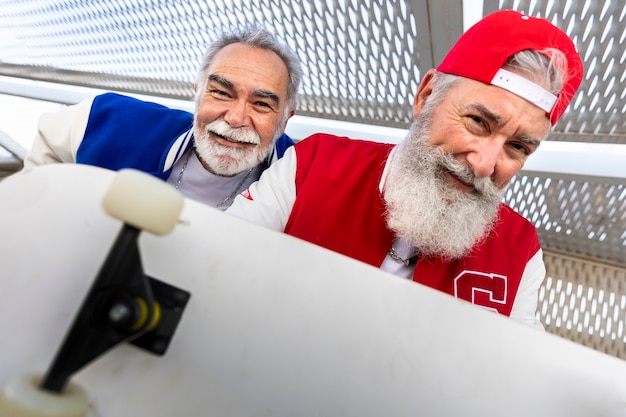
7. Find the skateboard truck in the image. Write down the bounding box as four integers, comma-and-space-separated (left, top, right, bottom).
40, 223, 191, 393
0, 169, 191, 416
37, 169, 190, 394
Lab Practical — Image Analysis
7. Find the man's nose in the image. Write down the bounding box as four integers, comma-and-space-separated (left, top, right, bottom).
223, 100, 250, 127
465, 140, 501, 179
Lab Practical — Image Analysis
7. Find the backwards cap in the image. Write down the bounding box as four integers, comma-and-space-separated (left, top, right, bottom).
437, 10, 584, 126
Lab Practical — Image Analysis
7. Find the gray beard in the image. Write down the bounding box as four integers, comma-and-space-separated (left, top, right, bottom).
193, 118, 270, 177
384, 119, 504, 260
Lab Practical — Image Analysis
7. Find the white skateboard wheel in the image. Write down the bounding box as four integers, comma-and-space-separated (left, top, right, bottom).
102, 169, 184, 235
0, 374, 89, 417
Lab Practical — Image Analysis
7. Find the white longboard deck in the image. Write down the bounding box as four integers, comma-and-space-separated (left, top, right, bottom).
1, 164, 625, 417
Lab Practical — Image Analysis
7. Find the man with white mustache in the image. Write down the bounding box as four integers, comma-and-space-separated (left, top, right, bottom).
228, 10, 584, 329
22, 25, 302, 210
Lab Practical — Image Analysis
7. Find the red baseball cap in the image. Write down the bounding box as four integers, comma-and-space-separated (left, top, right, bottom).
437, 10, 584, 126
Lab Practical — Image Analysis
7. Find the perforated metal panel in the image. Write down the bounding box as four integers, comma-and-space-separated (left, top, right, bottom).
504, 173, 626, 265
0, 0, 441, 127
539, 250, 626, 360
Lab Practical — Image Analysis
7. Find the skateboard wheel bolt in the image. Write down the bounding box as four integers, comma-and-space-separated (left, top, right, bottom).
109, 303, 132, 323
107, 295, 144, 331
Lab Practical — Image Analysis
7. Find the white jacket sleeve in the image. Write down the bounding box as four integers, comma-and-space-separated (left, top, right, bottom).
226, 146, 297, 232
509, 248, 546, 330
22, 96, 94, 170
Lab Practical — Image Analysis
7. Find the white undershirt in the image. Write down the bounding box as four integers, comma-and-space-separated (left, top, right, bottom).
166, 150, 262, 210
380, 239, 417, 279
377, 148, 416, 278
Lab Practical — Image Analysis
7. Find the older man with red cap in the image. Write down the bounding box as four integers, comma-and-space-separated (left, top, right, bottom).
227, 10, 584, 329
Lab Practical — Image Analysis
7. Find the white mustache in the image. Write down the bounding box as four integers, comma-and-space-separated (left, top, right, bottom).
205, 119, 260, 145
438, 151, 499, 197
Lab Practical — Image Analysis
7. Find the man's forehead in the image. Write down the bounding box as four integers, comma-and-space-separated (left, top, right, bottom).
208, 43, 287, 76
206, 44, 289, 99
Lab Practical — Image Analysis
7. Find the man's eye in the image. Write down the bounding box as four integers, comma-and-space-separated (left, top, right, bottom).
255, 101, 275, 111
465, 115, 488, 133
209, 89, 229, 97
469, 115, 485, 126
510, 142, 531, 155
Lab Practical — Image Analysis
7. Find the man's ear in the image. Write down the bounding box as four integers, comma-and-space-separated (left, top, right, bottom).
278, 109, 296, 135
413, 69, 437, 118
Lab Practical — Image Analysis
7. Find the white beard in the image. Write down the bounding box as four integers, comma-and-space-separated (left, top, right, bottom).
384, 117, 504, 260
193, 118, 271, 177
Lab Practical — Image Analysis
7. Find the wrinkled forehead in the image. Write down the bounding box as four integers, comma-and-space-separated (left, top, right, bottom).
205, 44, 290, 99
